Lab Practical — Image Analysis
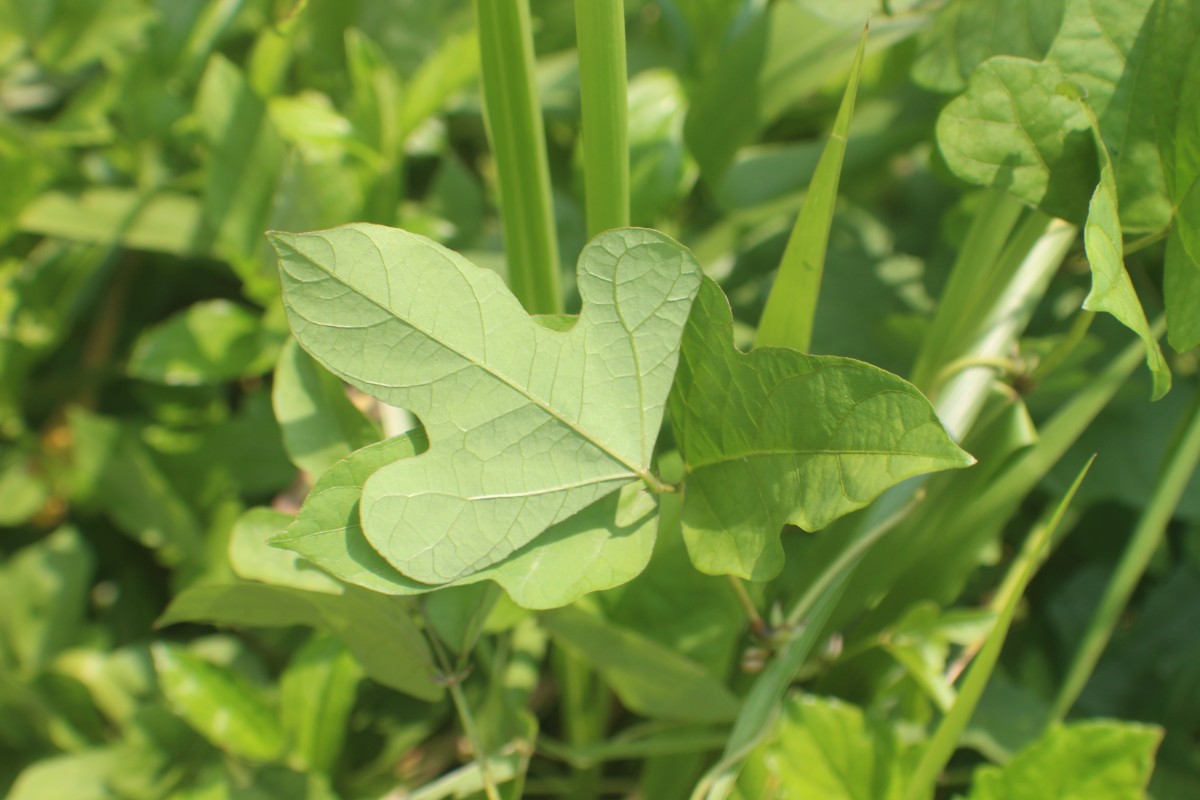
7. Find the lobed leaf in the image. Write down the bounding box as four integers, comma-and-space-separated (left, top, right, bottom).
271, 224, 700, 585
670, 279, 973, 581
273, 433, 659, 610
937, 56, 1096, 222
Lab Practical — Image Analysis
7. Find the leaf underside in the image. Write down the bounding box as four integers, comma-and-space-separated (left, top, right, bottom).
272, 224, 700, 585
273, 431, 659, 610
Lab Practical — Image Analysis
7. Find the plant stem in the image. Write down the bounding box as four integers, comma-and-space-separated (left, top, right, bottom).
931, 355, 1024, 395
727, 576, 766, 636
574, 0, 629, 236
474, 0, 563, 314
423, 608, 502, 800
1051, 388, 1200, 721
1031, 309, 1095, 384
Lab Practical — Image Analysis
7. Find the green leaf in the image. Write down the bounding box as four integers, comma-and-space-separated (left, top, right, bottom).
912, 0, 1066, 94
196, 53, 284, 300
539, 606, 739, 724
1043, 0, 1170, 231
5, 749, 124, 800
271, 224, 700, 584
0, 445, 51, 526
625, 70, 695, 226
28, 0, 155, 72
152, 643, 285, 762
228, 508, 343, 595
280, 634, 362, 774
733, 694, 910, 800
0, 527, 94, 673
669, 279, 973, 581
17, 189, 205, 256
937, 56, 1097, 222
965, 721, 1161, 800
158, 583, 442, 701
684, 4, 925, 182
127, 299, 278, 386
1077, 103, 1171, 399
272, 337, 380, 477
1147, 0, 1200, 203
596, 453, 745, 679
275, 433, 659, 609
1165, 229, 1200, 352
399, 29, 480, 140
67, 409, 205, 567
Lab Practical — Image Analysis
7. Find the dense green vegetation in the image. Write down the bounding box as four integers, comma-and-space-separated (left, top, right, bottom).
1, 1, 1198, 798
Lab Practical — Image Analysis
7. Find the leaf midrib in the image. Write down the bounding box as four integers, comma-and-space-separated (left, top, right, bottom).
280, 238, 651, 483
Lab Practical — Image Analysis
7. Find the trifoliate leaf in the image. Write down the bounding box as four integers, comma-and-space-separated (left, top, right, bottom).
669, 279, 973, 581
271, 224, 700, 584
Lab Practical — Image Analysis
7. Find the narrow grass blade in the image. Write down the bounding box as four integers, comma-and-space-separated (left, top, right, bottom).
575, 0, 629, 235
474, 0, 562, 314
1051, 389, 1200, 720
690, 571, 851, 800
754, 25, 867, 352
903, 457, 1095, 800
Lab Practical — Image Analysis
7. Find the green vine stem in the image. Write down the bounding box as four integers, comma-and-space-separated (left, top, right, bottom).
474, 0, 563, 314
574, 0, 629, 235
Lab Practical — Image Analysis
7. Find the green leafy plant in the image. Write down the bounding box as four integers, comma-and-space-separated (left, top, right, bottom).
2, 1, 1198, 799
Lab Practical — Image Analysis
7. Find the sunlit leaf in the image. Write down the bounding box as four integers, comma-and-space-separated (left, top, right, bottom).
127, 299, 279, 386
158, 582, 441, 701
733, 694, 910, 800
670, 279, 973, 581
965, 721, 1161, 800
274, 435, 659, 609
272, 224, 699, 584
152, 643, 285, 762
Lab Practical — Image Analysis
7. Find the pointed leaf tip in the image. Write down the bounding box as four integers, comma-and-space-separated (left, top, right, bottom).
672, 279, 973, 581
